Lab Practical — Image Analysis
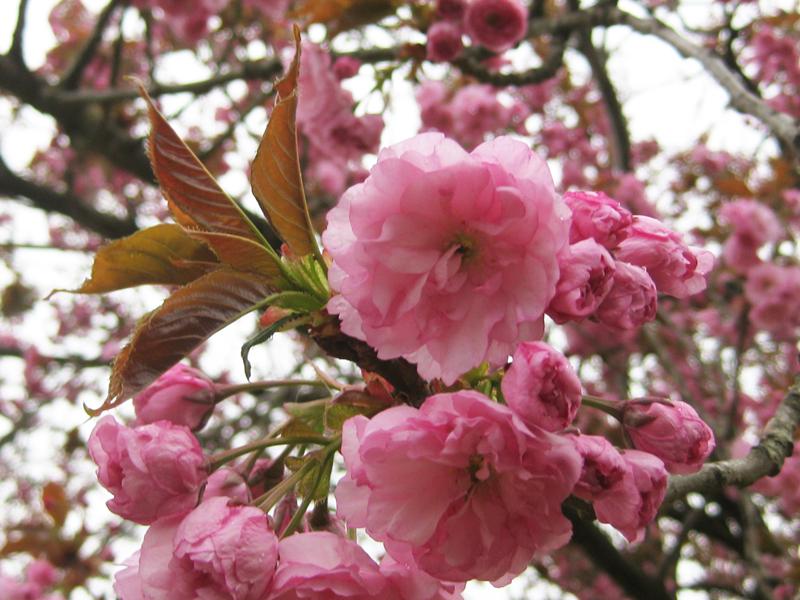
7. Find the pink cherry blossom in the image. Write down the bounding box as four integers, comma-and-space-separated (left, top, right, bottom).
615, 216, 714, 298
547, 239, 616, 323
569, 433, 628, 501
465, 0, 527, 53
720, 199, 782, 272
436, 0, 467, 21
622, 398, 715, 474
88, 416, 208, 524
270, 531, 388, 599
323, 133, 570, 384
598, 450, 668, 542
128, 498, 278, 600
380, 550, 464, 599
563, 190, 632, 249
132, 363, 216, 430
501, 342, 582, 431
595, 261, 657, 330
202, 467, 252, 504
448, 85, 514, 149
427, 22, 464, 63
336, 391, 581, 584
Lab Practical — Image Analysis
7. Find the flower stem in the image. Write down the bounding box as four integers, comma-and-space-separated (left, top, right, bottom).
209, 434, 331, 470
581, 394, 623, 420
215, 379, 326, 402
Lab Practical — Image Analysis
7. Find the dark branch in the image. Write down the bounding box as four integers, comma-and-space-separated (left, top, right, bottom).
0, 155, 138, 239
9, 0, 30, 66
0, 344, 109, 369
575, 28, 632, 171
60, 0, 122, 90
518, 7, 798, 157
566, 505, 673, 600
310, 313, 430, 407
454, 34, 568, 87
666, 376, 800, 502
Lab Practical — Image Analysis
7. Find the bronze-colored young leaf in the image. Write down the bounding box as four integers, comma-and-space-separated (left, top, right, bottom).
56, 224, 217, 295
250, 26, 320, 260
91, 269, 274, 414
189, 231, 283, 281
140, 84, 269, 247
291, 0, 397, 33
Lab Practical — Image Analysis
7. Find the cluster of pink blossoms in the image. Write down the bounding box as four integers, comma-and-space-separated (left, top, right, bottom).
88, 129, 717, 596
325, 133, 713, 384
426, 0, 528, 59
93, 367, 461, 599
0, 560, 63, 600
295, 42, 383, 197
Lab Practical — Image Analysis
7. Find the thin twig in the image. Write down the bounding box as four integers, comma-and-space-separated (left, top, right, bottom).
60, 0, 122, 90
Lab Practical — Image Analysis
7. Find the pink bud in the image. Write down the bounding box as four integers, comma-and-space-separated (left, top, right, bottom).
563, 190, 632, 249
622, 398, 715, 474
595, 261, 657, 330
548, 239, 616, 323
427, 21, 464, 62
203, 467, 252, 504
593, 450, 668, 542
502, 342, 582, 431
465, 0, 527, 53
568, 433, 628, 501
615, 216, 714, 298
332, 56, 361, 79
133, 364, 215, 430
88, 416, 208, 524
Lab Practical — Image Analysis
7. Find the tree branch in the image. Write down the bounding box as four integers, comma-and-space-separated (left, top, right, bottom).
0, 155, 138, 239
666, 376, 800, 502
8, 0, 30, 67
566, 505, 673, 600
453, 34, 568, 87
575, 28, 632, 171
519, 8, 798, 157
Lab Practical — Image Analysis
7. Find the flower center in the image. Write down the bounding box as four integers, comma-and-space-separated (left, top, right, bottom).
452, 232, 478, 264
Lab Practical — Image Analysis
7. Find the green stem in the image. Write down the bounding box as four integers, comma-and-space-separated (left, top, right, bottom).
582, 394, 623, 420
280, 451, 335, 538
255, 460, 316, 512
209, 435, 331, 470
215, 379, 326, 402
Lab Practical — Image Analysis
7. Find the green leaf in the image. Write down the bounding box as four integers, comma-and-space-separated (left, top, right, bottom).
283, 399, 327, 436
269, 290, 326, 312
296, 453, 333, 501
250, 27, 321, 261
90, 268, 274, 415
240, 314, 302, 380
54, 224, 217, 295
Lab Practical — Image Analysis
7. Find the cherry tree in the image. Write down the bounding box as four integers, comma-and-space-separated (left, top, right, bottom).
0, 0, 799, 598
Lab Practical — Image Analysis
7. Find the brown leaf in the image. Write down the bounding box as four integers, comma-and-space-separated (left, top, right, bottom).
42, 482, 69, 528
291, 0, 398, 33
713, 174, 752, 198
250, 26, 320, 259
140, 84, 268, 246
55, 224, 217, 295
92, 269, 274, 414
190, 231, 284, 280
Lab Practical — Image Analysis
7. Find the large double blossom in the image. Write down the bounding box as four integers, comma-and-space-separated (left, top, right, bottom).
335, 391, 581, 585
324, 133, 570, 384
